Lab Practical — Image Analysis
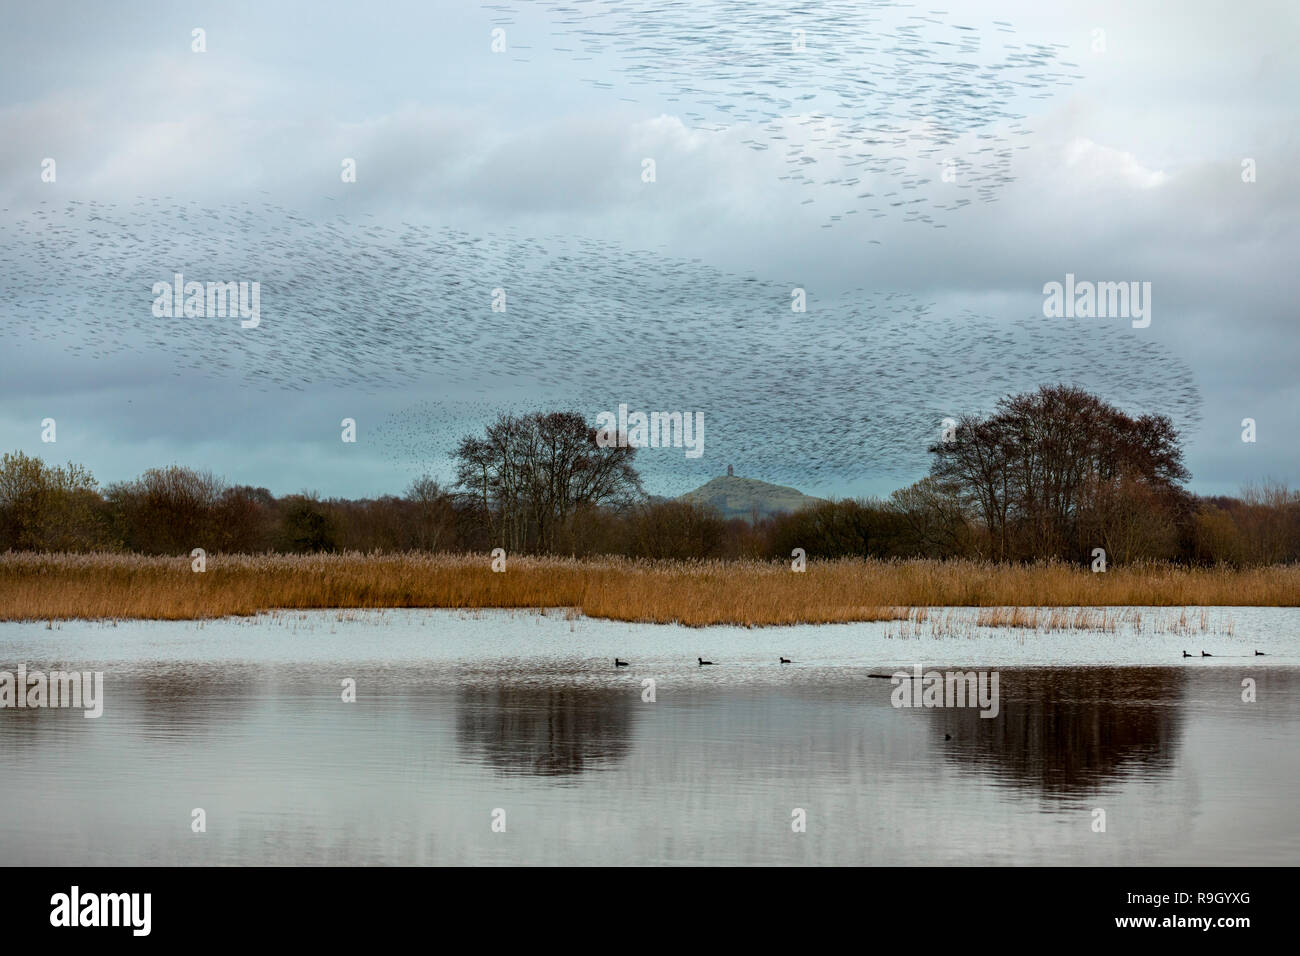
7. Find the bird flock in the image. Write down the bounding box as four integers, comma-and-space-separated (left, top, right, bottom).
2, 197, 1202, 494
0, 4, 1201, 496
482, 0, 1084, 229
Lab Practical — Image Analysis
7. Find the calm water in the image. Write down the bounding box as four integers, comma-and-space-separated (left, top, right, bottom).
1, 608, 1297, 866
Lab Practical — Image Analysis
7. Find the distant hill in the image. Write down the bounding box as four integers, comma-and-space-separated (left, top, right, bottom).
677, 474, 823, 520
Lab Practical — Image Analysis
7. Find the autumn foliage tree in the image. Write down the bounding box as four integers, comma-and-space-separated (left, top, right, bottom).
0, 451, 103, 550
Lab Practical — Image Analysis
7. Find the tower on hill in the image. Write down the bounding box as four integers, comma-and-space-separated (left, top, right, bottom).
678, 474, 823, 520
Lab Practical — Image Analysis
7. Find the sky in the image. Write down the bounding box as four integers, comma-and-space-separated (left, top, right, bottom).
0, 0, 1296, 500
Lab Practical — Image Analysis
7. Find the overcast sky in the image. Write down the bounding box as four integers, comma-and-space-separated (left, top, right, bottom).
1, 0, 1296, 500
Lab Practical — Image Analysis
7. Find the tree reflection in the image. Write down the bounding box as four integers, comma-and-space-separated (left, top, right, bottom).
456, 683, 636, 778
931, 667, 1186, 797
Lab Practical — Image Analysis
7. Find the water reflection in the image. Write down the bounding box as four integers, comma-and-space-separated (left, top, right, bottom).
456, 683, 637, 778
124, 663, 265, 737
3, 607, 1299, 865
930, 668, 1185, 797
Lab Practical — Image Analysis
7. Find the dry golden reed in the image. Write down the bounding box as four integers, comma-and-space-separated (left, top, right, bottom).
0, 552, 1295, 626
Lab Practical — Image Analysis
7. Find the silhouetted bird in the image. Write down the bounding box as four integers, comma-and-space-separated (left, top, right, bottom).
614, 658, 628, 667
698, 657, 714, 666
1255, 650, 1267, 656
779, 656, 791, 664
1182, 650, 1192, 658
1201, 651, 1212, 657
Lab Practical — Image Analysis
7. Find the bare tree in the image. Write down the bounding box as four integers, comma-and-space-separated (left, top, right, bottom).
406, 475, 456, 552
107, 465, 225, 554
927, 386, 1190, 562
453, 411, 642, 553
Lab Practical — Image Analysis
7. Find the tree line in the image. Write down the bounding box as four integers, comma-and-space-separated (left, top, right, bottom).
1, 388, 1296, 566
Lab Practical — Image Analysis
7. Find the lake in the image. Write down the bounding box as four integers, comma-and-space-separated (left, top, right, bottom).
1, 607, 1297, 865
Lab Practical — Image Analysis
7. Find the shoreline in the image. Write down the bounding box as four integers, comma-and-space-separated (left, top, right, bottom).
2, 552, 1297, 626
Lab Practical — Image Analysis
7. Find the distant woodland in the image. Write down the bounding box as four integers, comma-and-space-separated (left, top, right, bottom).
2, 387, 1297, 567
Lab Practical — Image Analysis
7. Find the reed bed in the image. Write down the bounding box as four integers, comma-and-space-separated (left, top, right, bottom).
0, 552, 1295, 626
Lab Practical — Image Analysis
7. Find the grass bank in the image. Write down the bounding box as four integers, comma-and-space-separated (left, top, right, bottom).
1, 552, 1296, 626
